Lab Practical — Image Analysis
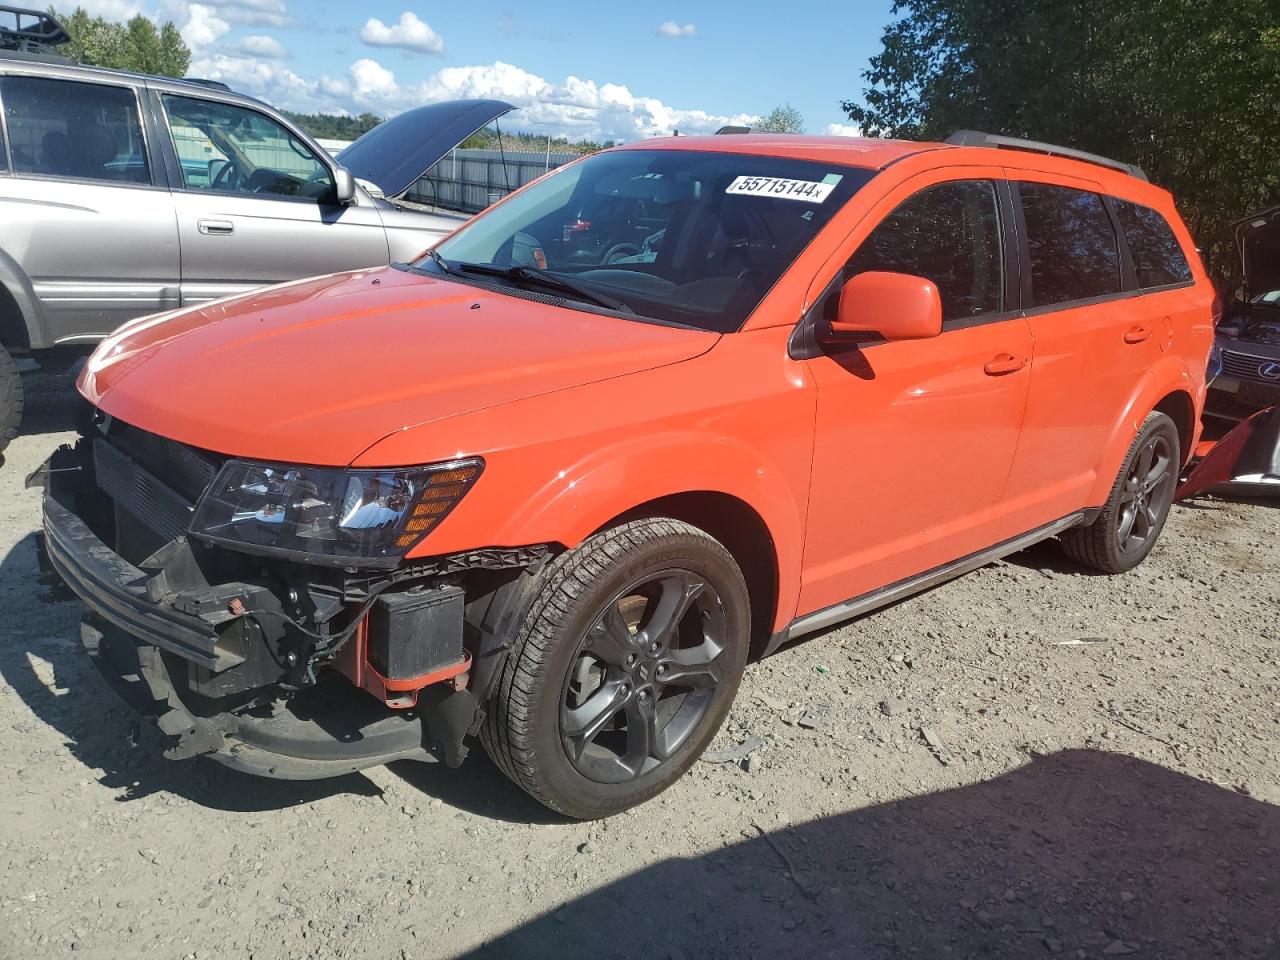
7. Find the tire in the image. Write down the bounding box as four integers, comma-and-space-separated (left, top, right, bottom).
1060, 411, 1179, 574
0, 345, 23, 454
482, 518, 750, 819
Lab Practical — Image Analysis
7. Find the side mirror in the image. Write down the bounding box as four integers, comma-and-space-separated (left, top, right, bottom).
333, 167, 357, 205
820, 271, 943, 344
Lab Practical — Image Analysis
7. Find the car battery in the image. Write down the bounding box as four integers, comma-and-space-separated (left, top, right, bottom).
366, 585, 465, 681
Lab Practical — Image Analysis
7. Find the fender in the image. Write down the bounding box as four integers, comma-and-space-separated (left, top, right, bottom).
1089, 355, 1198, 505
489, 430, 806, 633
0, 246, 49, 349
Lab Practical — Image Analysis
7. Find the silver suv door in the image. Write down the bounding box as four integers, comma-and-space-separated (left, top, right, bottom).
0, 71, 179, 346
153, 90, 388, 305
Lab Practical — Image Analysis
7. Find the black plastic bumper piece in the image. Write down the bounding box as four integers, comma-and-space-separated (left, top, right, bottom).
42, 488, 240, 672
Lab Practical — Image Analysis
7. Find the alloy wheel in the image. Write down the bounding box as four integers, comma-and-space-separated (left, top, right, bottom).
1116, 433, 1174, 555
559, 569, 726, 784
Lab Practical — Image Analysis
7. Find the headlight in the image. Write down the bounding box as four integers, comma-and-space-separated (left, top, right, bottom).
1208, 340, 1224, 381
189, 458, 483, 567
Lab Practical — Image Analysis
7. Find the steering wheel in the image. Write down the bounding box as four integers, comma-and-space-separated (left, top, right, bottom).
212, 159, 242, 191
601, 243, 641, 265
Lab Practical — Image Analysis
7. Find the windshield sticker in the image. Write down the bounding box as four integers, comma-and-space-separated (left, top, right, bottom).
726, 175, 840, 203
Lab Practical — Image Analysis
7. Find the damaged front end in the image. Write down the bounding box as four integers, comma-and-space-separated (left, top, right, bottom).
33, 415, 547, 779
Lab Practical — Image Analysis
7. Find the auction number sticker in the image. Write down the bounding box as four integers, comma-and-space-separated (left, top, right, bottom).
726, 175, 839, 203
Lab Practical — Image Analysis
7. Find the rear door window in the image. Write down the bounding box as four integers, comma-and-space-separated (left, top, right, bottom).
846, 179, 1004, 324
0, 75, 149, 184
1113, 199, 1193, 288
1017, 182, 1120, 306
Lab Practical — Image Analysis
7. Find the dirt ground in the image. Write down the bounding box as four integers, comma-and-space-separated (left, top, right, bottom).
1, 367, 1277, 960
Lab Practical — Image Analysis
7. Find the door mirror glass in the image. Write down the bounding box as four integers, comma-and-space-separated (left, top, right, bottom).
333, 166, 356, 205
821, 271, 943, 343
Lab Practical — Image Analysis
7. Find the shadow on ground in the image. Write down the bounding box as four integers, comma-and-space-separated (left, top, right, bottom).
463, 750, 1279, 960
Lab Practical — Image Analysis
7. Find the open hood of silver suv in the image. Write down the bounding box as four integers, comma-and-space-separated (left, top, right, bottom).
336, 99, 513, 200
1236, 204, 1280, 301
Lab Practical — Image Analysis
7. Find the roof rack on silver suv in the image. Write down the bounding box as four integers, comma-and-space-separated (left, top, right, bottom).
0, 4, 70, 53
946, 130, 1148, 182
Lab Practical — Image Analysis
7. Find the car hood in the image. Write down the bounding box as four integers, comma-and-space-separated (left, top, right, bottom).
80, 267, 718, 466
336, 99, 513, 200
1236, 204, 1280, 300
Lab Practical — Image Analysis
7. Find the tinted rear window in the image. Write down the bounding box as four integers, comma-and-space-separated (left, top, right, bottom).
1018, 182, 1121, 307
1113, 199, 1192, 288
0, 75, 149, 184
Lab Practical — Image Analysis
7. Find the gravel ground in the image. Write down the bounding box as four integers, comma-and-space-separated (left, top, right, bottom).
1, 367, 1277, 960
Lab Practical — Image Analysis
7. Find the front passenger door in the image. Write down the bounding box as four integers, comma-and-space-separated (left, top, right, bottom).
156, 93, 388, 306
800, 176, 1034, 614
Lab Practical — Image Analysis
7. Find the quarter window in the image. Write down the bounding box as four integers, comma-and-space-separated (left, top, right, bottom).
846, 180, 1004, 323
0, 76, 149, 184
162, 95, 333, 201
1113, 199, 1192, 288
1018, 183, 1120, 306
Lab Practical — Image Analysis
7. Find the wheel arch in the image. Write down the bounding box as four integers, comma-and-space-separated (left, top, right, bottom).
0, 250, 48, 350
591, 491, 780, 660
1088, 362, 1201, 505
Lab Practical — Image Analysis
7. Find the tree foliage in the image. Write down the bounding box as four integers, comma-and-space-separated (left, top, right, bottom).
52, 7, 190, 78
843, 0, 1280, 281
283, 111, 383, 141
757, 103, 806, 134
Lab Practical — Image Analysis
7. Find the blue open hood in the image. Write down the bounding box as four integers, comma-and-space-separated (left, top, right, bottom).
336, 98, 513, 200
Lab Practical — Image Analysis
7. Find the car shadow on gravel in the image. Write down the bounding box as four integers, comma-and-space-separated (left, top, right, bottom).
461, 750, 1279, 960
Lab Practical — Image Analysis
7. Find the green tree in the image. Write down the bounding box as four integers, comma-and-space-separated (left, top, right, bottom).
52, 7, 189, 78
842, 0, 1280, 281
757, 103, 805, 134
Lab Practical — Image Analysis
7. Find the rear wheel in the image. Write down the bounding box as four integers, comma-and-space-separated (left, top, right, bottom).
1060, 411, 1179, 573
482, 518, 750, 819
0, 345, 23, 454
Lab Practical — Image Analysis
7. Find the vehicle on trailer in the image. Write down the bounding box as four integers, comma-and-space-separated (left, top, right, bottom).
0, 4, 510, 452
36, 127, 1214, 819
1206, 204, 1280, 420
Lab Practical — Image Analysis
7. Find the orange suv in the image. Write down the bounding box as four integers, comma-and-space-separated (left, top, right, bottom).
38, 130, 1213, 818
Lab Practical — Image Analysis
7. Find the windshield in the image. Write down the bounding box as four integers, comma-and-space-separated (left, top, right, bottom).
418, 149, 872, 332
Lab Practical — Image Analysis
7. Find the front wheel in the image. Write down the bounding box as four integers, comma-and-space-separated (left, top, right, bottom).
482, 518, 750, 819
1060, 411, 1179, 573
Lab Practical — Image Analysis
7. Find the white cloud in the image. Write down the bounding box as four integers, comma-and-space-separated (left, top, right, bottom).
824, 122, 862, 137
179, 3, 230, 51
200, 0, 289, 27
360, 12, 444, 54
656, 21, 696, 38
233, 34, 287, 58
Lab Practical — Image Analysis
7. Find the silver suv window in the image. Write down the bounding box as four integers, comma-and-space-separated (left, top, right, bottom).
161, 94, 334, 201
0, 75, 149, 184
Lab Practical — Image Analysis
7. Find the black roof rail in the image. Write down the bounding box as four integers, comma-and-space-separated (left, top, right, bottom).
183, 78, 233, 92
945, 130, 1148, 182
0, 4, 70, 53
715, 125, 752, 135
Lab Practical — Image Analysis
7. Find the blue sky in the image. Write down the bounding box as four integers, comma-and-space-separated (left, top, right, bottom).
77, 1, 898, 141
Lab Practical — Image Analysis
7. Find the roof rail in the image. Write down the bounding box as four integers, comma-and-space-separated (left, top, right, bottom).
183, 78, 233, 92
945, 130, 1148, 182
715, 125, 752, 135
0, 4, 70, 53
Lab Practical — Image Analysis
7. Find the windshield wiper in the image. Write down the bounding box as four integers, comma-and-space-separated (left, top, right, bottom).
423, 247, 457, 276
455, 262, 633, 314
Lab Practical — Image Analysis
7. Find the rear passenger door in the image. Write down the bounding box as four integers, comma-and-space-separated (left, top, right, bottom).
1000, 176, 1152, 522
0, 73, 179, 344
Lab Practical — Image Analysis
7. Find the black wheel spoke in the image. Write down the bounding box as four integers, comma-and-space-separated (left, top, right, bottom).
621, 694, 659, 774
561, 680, 628, 757
638, 572, 705, 649
587, 600, 636, 668
659, 641, 723, 690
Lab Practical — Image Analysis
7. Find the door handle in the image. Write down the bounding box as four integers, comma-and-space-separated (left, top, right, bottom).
198, 218, 234, 236
1124, 324, 1151, 344
983, 353, 1028, 376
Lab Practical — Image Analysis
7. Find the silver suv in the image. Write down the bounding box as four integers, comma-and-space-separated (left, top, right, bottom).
0, 6, 511, 452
